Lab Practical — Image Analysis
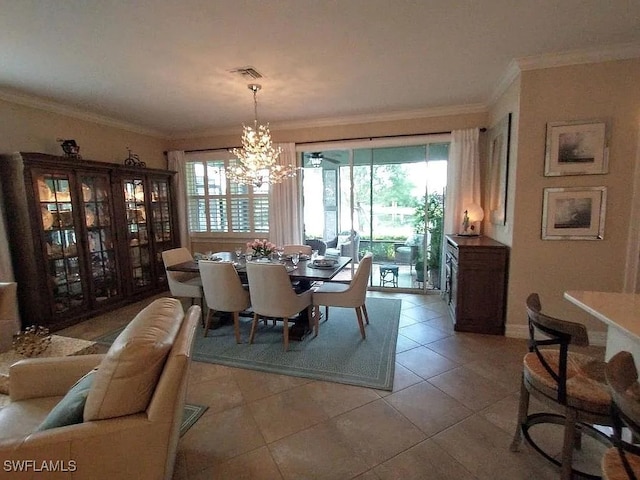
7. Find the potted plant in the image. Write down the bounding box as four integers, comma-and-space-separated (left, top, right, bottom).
413, 193, 444, 288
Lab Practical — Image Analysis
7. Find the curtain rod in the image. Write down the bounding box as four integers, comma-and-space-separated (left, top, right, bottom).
165, 127, 487, 155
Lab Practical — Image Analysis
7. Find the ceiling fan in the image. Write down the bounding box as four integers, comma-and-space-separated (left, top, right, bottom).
303, 152, 340, 168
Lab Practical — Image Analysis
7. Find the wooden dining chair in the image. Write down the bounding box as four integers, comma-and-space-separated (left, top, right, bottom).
199, 260, 251, 342
510, 293, 613, 480
311, 252, 372, 339
245, 262, 312, 351
603, 351, 640, 480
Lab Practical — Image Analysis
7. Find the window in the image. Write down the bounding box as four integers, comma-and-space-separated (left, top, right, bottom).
185, 151, 269, 235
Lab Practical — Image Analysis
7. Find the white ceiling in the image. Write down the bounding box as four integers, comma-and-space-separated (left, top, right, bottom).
1, 0, 639, 138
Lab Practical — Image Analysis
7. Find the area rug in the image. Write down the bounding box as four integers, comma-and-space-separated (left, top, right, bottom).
97, 297, 401, 391
180, 404, 207, 436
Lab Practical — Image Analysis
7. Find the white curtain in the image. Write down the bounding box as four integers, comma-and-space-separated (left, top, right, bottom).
269, 143, 302, 246
167, 150, 191, 251
444, 128, 482, 235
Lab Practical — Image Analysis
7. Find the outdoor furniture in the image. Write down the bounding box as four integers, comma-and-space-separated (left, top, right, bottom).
510, 293, 612, 480
305, 239, 327, 255
326, 231, 360, 263
199, 260, 251, 342
312, 253, 372, 339
379, 264, 399, 287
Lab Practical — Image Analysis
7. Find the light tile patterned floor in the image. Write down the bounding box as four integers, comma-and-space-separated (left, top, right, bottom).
59, 291, 607, 479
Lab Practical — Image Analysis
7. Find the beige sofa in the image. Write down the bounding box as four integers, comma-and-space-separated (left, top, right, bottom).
0, 298, 200, 480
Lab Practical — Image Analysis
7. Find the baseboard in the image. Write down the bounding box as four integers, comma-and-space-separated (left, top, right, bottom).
505, 324, 607, 347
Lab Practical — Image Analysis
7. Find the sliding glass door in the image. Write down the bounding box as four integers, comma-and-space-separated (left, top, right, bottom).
301, 138, 448, 292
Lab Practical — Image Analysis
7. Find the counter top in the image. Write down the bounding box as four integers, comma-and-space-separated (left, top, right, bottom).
564, 290, 640, 342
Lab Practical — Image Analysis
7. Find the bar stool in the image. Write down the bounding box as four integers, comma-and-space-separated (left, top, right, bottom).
603, 351, 640, 480
510, 293, 613, 480
379, 264, 398, 287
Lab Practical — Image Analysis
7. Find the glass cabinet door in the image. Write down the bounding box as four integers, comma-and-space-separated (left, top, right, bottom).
78, 173, 122, 303
37, 172, 86, 314
150, 177, 173, 284
123, 178, 152, 290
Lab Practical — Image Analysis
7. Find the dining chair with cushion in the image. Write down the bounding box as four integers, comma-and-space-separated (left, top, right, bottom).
199, 260, 251, 342
603, 351, 640, 480
245, 262, 313, 351
312, 252, 372, 339
162, 247, 203, 309
510, 293, 613, 480
282, 244, 312, 256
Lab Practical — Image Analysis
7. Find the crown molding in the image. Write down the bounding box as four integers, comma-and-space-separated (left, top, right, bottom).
516, 41, 640, 71
0, 88, 165, 138
169, 103, 489, 140
488, 42, 640, 107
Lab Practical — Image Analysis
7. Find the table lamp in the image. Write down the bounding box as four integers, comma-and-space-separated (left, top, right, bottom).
460, 203, 484, 236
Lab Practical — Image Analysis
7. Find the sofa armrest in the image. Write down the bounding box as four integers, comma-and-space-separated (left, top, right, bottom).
10, 354, 105, 401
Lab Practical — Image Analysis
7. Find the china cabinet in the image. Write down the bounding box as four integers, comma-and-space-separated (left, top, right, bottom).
444, 234, 509, 335
0, 152, 178, 330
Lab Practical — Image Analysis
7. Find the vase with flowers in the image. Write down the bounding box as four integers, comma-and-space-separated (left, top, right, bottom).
247, 238, 276, 259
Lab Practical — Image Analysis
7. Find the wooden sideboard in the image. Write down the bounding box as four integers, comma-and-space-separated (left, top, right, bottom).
444, 234, 509, 335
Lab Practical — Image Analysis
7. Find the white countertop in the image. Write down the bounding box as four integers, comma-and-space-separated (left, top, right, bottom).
564, 290, 640, 341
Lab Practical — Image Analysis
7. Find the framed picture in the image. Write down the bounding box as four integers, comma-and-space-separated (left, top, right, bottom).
487, 113, 511, 225
544, 120, 608, 176
541, 186, 607, 240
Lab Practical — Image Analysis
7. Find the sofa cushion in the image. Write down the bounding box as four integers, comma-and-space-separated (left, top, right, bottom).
36, 369, 96, 431
84, 298, 184, 421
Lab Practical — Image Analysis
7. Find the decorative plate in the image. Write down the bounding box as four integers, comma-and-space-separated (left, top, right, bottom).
41, 207, 53, 229
37, 179, 53, 202
82, 183, 92, 202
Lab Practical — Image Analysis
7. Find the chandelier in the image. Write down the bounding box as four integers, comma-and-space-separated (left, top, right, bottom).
227, 84, 297, 188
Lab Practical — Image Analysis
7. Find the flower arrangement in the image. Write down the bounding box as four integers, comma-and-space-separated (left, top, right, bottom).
247, 238, 276, 257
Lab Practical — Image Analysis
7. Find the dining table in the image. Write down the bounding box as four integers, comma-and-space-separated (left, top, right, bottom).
167, 252, 352, 340
564, 290, 640, 368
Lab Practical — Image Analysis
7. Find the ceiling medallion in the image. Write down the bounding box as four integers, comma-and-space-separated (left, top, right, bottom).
227, 84, 297, 188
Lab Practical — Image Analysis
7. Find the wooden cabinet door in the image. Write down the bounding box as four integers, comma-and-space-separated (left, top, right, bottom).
77, 171, 123, 306
34, 169, 89, 318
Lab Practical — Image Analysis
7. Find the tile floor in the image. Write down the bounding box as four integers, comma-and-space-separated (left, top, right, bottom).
59, 291, 607, 480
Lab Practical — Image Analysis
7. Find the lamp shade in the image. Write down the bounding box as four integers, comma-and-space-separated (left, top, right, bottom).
464, 203, 484, 222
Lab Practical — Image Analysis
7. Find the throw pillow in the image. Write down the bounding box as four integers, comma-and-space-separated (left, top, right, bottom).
36, 369, 96, 431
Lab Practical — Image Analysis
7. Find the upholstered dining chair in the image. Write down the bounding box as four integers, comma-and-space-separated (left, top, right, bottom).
312, 252, 372, 339
282, 244, 312, 256
603, 351, 640, 480
510, 293, 613, 480
245, 262, 312, 351
162, 247, 203, 305
199, 260, 251, 342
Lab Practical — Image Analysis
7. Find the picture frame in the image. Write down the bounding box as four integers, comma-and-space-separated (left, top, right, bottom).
487, 113, 511, 225
544, 120, 608, 176
541, 186, 607, 240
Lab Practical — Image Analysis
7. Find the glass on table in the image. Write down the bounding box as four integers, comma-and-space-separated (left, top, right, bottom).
291, 252, 300, 267
234, 246, 243, 260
